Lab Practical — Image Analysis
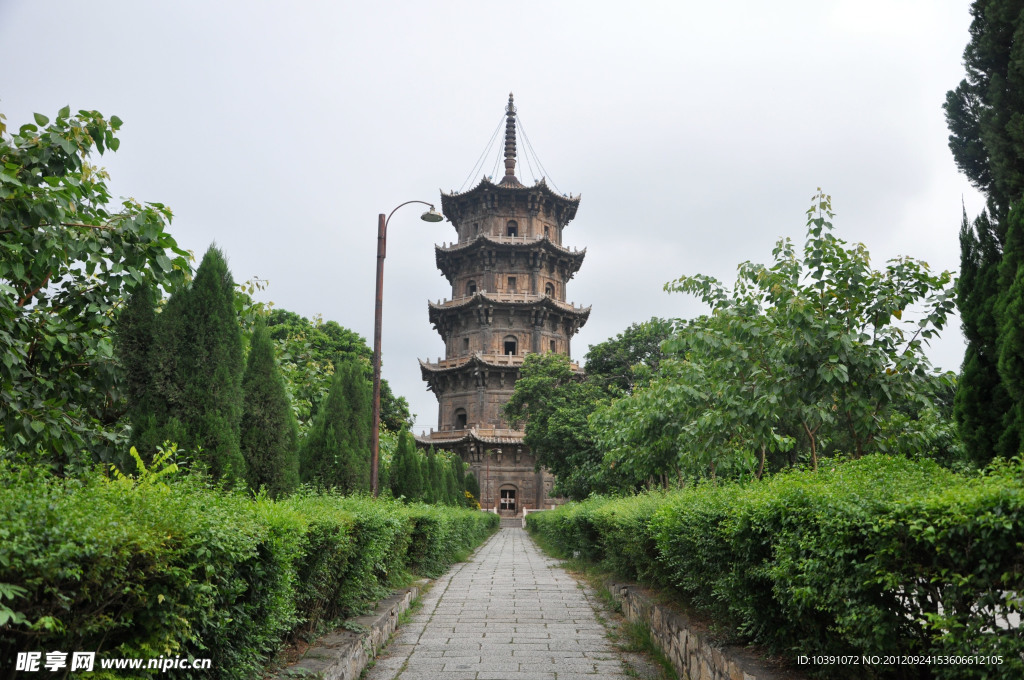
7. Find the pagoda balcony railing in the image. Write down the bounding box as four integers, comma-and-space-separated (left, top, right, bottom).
440, 234, 582, 252
423, 352, 580, 371
425, 426, 525, 437
434, 291, 583, 307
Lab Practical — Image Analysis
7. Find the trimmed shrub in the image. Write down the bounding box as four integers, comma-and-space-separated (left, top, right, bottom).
527, 455, 1024, 679
0, 465, 498, 679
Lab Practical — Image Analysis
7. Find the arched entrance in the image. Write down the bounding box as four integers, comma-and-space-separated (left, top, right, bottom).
498, 484, 518, 515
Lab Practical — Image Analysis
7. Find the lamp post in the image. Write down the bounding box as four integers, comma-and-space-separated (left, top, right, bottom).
371, 200, 444, 497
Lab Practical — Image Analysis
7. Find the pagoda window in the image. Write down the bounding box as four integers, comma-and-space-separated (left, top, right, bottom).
467, 280, 477, 295
454, 408, 468, 430
463, 337, 470, 352
544, 282, 555, 297
473, 222, 479, 236
507, 276, 517, 292
506, 220, 518, 237
544, 225, 550, 238
550, 339, 556, 353
504, 335, 518, 356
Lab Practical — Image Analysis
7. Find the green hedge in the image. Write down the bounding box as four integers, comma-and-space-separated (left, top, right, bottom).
0, 466, 498, 679
526, 456, 1024, 679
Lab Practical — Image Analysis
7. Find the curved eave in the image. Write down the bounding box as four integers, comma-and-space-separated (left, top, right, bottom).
427, 292, 591, 318
419, 355, 524, 376
414, 430, 526, 448
434, 236, 586, 281
440, 177, 580, 226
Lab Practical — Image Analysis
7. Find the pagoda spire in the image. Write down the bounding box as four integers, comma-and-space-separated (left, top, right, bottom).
500, 93, 520, 186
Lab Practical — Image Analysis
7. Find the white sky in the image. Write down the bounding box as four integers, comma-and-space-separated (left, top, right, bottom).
0, 1, 986, 433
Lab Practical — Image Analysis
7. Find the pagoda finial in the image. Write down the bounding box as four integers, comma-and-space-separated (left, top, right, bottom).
502, 92, 518, 183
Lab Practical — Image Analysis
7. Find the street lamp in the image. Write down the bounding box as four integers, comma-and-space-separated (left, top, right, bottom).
371, 200, 444, 497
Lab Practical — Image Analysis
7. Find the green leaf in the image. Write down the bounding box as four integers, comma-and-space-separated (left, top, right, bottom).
33, 112, 49, 126
58, 105, 70, 118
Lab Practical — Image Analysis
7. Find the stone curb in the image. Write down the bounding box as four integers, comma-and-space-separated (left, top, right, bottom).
271, 581, 426, 680
605, 581, 807, 680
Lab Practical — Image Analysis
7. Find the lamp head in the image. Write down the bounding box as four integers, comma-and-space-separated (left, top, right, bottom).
420, 206, 444, 223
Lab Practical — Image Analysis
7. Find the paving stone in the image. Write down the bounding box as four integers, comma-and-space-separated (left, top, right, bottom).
363, 528, 630, 680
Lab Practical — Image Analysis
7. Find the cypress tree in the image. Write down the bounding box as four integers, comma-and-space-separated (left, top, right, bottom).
390, 430, 423, 501
946, 1, 1024, 463
300, 360, 371, 492
464, 471, 481, 506
115, 282, 159, 464
443, 458, 459, 506
135, 246, 246, 480
996, 201, 1024, 456
424, 447, 442, 504
241, 319, 299, 497
953, 211, 1012, 463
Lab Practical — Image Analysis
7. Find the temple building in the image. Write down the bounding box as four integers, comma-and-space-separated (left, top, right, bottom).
416, 94, 589, 516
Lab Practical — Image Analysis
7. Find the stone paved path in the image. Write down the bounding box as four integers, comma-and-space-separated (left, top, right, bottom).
364, 527, 630, 680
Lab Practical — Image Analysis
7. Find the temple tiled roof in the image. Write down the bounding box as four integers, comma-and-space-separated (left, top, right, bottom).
414, 428, 526, 448
427, 291, 591, 317
418, 353, 580, 374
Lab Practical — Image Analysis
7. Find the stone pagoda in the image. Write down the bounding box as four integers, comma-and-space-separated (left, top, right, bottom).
416, 94, 589, 516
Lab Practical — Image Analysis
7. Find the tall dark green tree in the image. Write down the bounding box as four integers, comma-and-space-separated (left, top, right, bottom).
424, 447, 442, 504
944, 0, 1024, 225
444, 458, 460, 506
137, 246, 246, 480
996, 201, 1024, 456
240, 319, 299, 497
115, 282, 160, 465
266, 309, 412, 433
299, 360, 371, 492
945, 1, 1024, 461
464, 471, 481, 506
953, 211, 1011, 463
389, 430, 423, 501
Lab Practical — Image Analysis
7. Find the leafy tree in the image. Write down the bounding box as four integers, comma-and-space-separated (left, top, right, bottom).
0, 108, 189, 470
595, 191, 957, 483
299, 360, 371, 492
504, 353, 609, 500
503, 317, 673, 499
267, 308, 412, 433
240, 319, 299, 497
583, 317, 672, 394
389, 429, 423, 501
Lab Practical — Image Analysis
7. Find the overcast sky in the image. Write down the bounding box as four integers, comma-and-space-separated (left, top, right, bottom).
1, 1, 986, 433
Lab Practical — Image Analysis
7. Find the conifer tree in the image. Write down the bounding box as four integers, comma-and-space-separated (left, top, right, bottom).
945, 1, 1024, 462
390, 430, 423, 501
444, 458, 460, 506
424, 447, 442, 504
115, 282, 159, 462
953, 211, 1012, 463
136, 246, 246, 480
464, 471, 481, 506
300, 360, 371, 492
996, 201, 1024, 456
241, 319, 299, 497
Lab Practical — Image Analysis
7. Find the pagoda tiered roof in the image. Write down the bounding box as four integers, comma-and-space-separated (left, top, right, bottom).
418, 353, 580, 375
427, 291, 590, 317
414, 427, 526, 448
434, 234, 585, 282
440, 176, 580, 227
